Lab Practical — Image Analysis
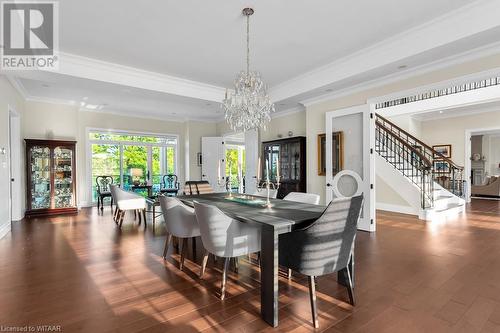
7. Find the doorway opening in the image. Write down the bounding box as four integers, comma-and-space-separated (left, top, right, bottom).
8, 107, 22, 222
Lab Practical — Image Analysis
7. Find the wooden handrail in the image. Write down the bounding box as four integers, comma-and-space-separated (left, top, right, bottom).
376, 114, 463, 170
376, 122, 433, 169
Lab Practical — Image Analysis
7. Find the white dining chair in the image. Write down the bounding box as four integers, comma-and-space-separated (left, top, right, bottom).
114, 186, 147, 228
194, 201, 261, 300
109, 184, 119, 221
283, 192, 321, 205
159, 196, 201, 270
250, 189, 278, 199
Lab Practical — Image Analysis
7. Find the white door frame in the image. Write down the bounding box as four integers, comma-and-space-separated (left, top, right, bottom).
464, 126, 500, 202
325, 104, 376, 232
8, 106, 23, 221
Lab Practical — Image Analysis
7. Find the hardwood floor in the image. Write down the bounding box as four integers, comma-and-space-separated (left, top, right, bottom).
1, 199, 499, 332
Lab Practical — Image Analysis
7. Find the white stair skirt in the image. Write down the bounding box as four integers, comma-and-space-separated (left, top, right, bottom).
376, 154, 465, 222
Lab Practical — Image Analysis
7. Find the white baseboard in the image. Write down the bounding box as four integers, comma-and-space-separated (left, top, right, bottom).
376, 203, 417, 216
0, 221, 11, 239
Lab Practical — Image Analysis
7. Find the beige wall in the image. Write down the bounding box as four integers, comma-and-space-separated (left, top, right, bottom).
306, 53, 500, 205
260, 111, 306, 142
420, 110, 500, 167
0, 76, 25, 236
20, 100, 214, 207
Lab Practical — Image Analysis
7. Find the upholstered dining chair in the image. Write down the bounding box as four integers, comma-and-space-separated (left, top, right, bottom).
160, 174, 180, 196
110, 184, 119, 221
251, 189, 278, 199
95, 176, 114, 211
183, 180, 215, 195
279, 195, 363, 328
114, 186, 147, 229
283, 192, 321, 205
194, 201, 261, 300
159, 196, 200, 270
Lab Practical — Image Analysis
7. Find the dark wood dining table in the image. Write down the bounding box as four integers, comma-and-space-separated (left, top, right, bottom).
177, 192, 332, 327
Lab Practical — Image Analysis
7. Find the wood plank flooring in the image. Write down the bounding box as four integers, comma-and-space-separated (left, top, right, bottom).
0, 199, 499, 332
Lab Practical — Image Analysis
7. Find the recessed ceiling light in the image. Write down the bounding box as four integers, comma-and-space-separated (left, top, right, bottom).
41, 83, 50, 88
206, 103, 211, 106
279, 103, 286, 106
325, 88, 333, 92
172, 112, 177, 115
85, 104, 99, 110
82, 96, 88, 101
398, 65, 408, 70
439, 110, 444, 114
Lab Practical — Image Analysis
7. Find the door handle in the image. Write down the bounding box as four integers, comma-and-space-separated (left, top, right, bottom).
326, 183, 332, 187
11, 178, 14, 182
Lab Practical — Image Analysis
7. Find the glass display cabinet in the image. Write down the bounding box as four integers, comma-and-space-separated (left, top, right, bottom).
261, 136, 306, 199
25, 139, 77, 216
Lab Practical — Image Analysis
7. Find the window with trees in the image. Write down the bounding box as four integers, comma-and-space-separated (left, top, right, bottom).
89, 130, 177, 201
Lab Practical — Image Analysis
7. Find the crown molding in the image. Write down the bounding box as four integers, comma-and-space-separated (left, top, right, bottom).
274, 0, 500, 103
49, 52, 226, 103
5, 75, 28, 99
300, 43, 500, 108
413, 104, 500, 122
271, 105, 305, 119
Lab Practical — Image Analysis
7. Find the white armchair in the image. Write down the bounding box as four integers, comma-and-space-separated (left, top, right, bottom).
283, 192, 321, 205
194, 201, 261, 300
114, 186, 147, 228
159, 196, 201, 270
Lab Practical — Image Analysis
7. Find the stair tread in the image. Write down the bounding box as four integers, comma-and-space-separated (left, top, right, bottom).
434, 203, 464, 213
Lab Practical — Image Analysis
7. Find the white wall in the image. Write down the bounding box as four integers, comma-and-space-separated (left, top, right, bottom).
0, 76, 25, 238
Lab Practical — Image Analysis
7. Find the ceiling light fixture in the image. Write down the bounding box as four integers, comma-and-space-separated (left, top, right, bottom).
222, 8, 274, 131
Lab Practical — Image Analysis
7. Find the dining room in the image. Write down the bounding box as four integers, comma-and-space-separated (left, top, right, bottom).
2, 1, 500, 332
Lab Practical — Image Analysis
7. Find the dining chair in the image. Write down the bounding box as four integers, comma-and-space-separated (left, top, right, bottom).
283, 192, 320, 205
95, 176, 114, 211
251, 189, 277, 199
159, 196, 201, 270
278, 195, 363, 328
114, 186, 147, 229
110, 184, 119, 221
194, 201, 261, 300
160, 174, 180, 197
183, 180, 215, 195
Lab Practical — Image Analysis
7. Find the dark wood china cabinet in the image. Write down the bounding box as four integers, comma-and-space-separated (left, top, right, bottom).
261, 136, 306, 199
25, 139, 77, 217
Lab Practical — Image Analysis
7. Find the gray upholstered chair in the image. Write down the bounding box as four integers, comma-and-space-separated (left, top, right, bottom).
283, 192, 321, 205
159, 196, 200, 270
194, 201, 261, 300
279, 195, 363, 328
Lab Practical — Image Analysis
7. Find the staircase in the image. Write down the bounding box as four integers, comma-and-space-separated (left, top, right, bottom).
375, 114, 465, 221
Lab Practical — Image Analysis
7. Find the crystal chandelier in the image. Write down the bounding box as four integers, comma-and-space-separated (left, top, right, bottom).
222, 8, 275, 131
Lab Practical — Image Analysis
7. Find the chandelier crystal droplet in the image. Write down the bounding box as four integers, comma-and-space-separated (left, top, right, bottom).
222, 8, 275, 131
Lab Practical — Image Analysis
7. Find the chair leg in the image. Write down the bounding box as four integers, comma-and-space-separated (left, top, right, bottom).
142, 209, 147, 229
134, 210, 137, 220
110, 197, 113, 209
179, 238, 188, 271
138, 210, 142, 225
221, 257, 230, 300
200, 250, 209, 278
233, 257, 239, 274
308, 276, 319, 329
100, 197, 104, 211
288, 268, 292, 279
344, 267, 355, 306
119, 210, 125, 228
163, 233, 172, 259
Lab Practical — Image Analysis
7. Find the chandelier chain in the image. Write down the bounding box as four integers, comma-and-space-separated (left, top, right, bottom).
246, 13, 250, 75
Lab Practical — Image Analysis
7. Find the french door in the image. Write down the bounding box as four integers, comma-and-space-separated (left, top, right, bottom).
325, 104, 376, 231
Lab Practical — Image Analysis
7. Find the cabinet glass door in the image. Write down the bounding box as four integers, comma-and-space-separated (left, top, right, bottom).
30, 146, 51, 209
54, 147, 74, 208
